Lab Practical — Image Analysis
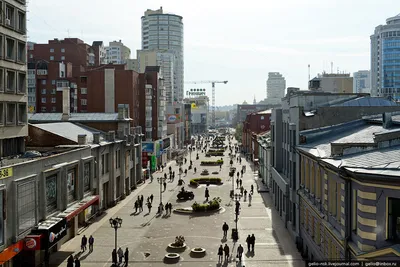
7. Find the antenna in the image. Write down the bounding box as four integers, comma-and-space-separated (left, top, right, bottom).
331, 62, 333, 74
308, 64, 310, 81
67, 29, 70, 38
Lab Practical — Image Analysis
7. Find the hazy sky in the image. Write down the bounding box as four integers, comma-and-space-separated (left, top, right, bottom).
28, 0, 400, 106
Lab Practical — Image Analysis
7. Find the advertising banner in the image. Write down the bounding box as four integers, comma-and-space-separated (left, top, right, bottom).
167, 114, 181, 124
142, 142, 154, 153
155, 141, 161, 157
150, 156, 157, 171
163, 137, 171, 149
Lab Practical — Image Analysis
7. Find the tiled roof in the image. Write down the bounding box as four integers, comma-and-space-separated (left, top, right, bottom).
28, 113, 126, 122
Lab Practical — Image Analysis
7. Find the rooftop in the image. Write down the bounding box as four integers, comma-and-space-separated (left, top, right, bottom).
257, 109, 272, 115
28, 113, 131, 123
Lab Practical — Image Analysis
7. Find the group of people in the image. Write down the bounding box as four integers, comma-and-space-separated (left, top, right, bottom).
67, 235, 95, 267
112, 247, 129, 266
134, 194, 154, 214
158, 202, 173, 215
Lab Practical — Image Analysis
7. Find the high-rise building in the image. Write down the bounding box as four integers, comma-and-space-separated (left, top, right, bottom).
353, 70, 371, 94
1, 0, 28, 157
371, 14, 400, 99
266, 72, 286, 105
92, 41, 108, 65
309, 72, 353, 93
136, 49, 175, 104
106, 40, 131, 64
141, 7, 184, 102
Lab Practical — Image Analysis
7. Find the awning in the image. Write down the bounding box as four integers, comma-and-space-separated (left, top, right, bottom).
58, 195, 99, 221
0, 240, 24, 263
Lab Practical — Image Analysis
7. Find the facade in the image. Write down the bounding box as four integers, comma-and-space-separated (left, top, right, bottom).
235, 104, 269, 125
105, 40, 131, 64
92, 41, 108, 65
183, 96, 209, 134
309, 73, 353, 93
257, 132, 271, 186
183, 103, 192, 145
141, 7, 184, 102
242, 110, 271, 160
353, 70, 371, 94
166, 104, 184, 149
136, 49, 176, 104
270, 90, 400, 245
297, 113, 400, 261
0, 0, 28, 157
371, 14, 400, 99
266, 72, 286, 105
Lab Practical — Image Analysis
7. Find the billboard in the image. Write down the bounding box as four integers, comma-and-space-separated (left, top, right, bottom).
142, 142, 154, 153
156, 140, 162, 157
167, 114, 181, 124
186, 88, 206, 97
163, 137, 170, 149
150, 155, 157, 171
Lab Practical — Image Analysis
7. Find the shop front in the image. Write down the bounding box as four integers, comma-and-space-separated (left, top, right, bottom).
0, 240, 24, 266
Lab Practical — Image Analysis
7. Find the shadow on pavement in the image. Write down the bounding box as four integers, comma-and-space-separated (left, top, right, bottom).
49, 251, 74, 267
79, 250, 92, 261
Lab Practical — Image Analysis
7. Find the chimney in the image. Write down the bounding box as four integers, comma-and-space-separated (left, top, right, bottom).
107, 131, 115, 142
62, 88, 70, 121
383, 112, 392, 129
93, 132, 100, 144
124, 104, 130, 119
117, 104, 124, 119
77, 134, 87, 145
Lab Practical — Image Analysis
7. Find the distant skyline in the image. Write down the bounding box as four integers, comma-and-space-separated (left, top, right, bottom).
27, 0, 400, 105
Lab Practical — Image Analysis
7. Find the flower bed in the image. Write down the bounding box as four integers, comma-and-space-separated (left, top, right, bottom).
206, 152, 224, 157
208, 149, 224, 153
192, 197, 221, 212
189, 177, 222, 187
200, 160, 223, 166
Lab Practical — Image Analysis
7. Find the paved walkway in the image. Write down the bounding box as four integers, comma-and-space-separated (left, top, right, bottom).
49, 137, 304, 267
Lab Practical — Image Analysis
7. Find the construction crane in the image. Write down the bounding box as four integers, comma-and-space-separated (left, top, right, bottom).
184, 80, 228, 128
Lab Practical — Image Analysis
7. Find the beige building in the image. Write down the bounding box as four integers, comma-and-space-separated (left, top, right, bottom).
106, 40, 131, 64
309, 73, 353, 93
0, 0, 28, 157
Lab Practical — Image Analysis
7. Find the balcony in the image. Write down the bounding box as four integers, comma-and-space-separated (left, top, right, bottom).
56, 80, 70, 92
36, 69, 48, 76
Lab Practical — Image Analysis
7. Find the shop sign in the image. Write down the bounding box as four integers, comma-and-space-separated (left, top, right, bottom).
48, 219, 67, 247
142, 142, 154, 153
162, 138, 170, 149
150, 156, 157, 171
0, 167, 13, 179
24, 235, 42, 250
167, 114, 180, 124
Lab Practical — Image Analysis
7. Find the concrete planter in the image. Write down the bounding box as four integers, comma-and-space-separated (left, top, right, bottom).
164, 253, 180, 262
167, 243, 187, 251
190, 247, 206, 257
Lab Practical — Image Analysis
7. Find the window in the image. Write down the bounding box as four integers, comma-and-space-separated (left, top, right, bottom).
388, 198, 400, 241
310, 164, 315, 194
0, 190, 4, 245
51, 106, 56, 112
352, 190, 357, 233
316, 167, 321, 199
101, 154, 105, 174
0, 69, 4, 92
105, 153, 110, 173
17, 11, 25, 32
116, 150, 120, 169
51, 80, 55, 85
0, 102, 3, 125
5, 5, 14, 27
51, 97, 56, 103
41, 97, 46, 103
80, 76, 87, 83
6, 37, 15, 60
6, 70, 15, 92
51, 89, 56, 94
94, 157, 97, 178
67, 169, 76, 203
17, 181, 36, 234
50, 56, 54, 60
81, 99, 87, 106
18, 103, 26, 124
84, 163, 90, 192
46, 175, 57, 214
17, 42, 25, 62
61, 56, 65, 60
6, 102, 15, 125
305, 159, 310, 189
61, 48, 65, 53
50, 48, 54, 53
41, 89, 46, 94
41, 107, 46, 112
337, 183, 341, 222
17, 72, 26, 93
0, 36, 3, 59
328, 178, 337, 216
41, 80, 46, 85
80, 88, 87, 94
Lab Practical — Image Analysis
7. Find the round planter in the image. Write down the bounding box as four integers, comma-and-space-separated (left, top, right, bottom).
167, 243, 187, 250
190, 247, 206, 257
164, 253, 180, 261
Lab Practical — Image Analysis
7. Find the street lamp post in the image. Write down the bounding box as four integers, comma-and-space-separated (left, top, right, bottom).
109, 217, 123, 264
157, 177, 167, 205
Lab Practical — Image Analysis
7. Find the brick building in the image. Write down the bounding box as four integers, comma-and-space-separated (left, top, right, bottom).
242, 109, 271, 160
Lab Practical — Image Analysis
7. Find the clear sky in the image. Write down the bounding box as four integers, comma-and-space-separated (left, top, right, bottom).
28, 0, 400, 106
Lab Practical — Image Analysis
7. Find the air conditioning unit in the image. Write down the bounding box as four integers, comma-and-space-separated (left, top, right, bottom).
5, 19, 11, 26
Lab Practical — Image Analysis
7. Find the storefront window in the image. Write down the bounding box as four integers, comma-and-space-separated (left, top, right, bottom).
17, 181, 36, 234
84, 163, 90, 192
67, 169, 76, 203
46, 175, 57, 214
0, 190, 4, 245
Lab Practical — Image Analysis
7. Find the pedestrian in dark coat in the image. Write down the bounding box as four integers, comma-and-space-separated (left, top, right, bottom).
250, 234, 256, 252
218, 245, 223, 262
163, 181, 167, 191
150, 194, 154, 203
239, 179, 243, 187
222, 222, 229, 237
112, 249, 117, 265
134, 200, 138, 213
205, 187, 210, 201
81, 235, 87, 252
236, 178, 239, 188
67, 255, 74, 267
168, 203, 172, 214
88, 235, 94, 252
74, 258, 81, 267
124, 248, 129, 265
223, 244, 230, 261
246, 235, 251, 251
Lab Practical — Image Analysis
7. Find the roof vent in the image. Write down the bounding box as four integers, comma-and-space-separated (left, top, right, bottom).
78, 134, 87, 145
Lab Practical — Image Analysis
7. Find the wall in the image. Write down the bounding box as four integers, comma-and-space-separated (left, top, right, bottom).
28, 125, 77, 147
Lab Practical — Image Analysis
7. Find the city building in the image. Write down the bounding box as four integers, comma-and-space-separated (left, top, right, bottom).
92, 41, 108, 65
353, 70, 371, 94
183, 103, 192, 145
105, 40, 131, 64
297, 113, 400, 261
183, 96, 209, 134
270, 89, 400, 245
242, 110, 271, 161
141, 7, 184, 102
0, 0, 28, 157
235, 104, 269, 125
266, 72, 286, 105
136, 49, 176, 104
257, 132, 271, 186
371, 14, 400, 99
309, 73, 353, 93
166, 105, 185, 150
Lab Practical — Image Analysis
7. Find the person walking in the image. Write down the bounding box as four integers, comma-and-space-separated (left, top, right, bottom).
194, 167, 197, 173
223, 244, 230, 261
250, 234, 256, 252
218, 245, 224, 262
81, 235, 87, 252
237, 172, 240, 179
239, 179, 243, 188
236, 178, 239, 188
168, 203, 172, 214
251, 184, 254, 194
248, 193, 252, 206
241, 169, 243, 177
244, 189, 247, 202
205, 187, 210, 201
124, 248, 129, 265
147, 201, 152, 213
112, 249, 117, 265
158, 202, 164, 214
150, 194, 154, 203
141, 195, 144, 204
222, 222, 229, 238
163, 181, 167, 191
67, 255, 74, 267
165, 203, 169, 215
246, 235, 251, 251
117, 247, 124, 263
74, 257, 81, 267
164, 173, 167, 180
237, 244, 244, 261
240, 186, 244, 196
88, 235, 94, 252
